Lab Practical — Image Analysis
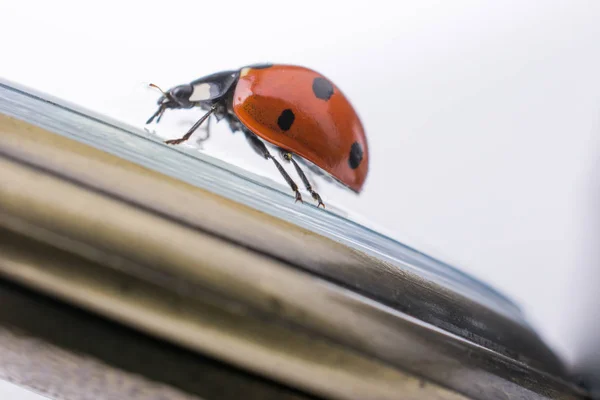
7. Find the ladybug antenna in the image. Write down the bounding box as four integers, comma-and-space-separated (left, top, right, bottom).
146, 83, 177, 124
149, 83, 176, 103
148, 83, 168, 95
151, 81, 186, 105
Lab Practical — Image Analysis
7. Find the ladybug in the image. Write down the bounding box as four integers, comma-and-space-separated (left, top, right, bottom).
145, 63, 369, 208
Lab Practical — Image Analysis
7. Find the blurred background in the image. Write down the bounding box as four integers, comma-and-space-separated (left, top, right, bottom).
1, 0, 599, 383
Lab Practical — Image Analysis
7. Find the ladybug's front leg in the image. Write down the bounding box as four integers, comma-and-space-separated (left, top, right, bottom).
165, 106, 216, 145
243, 130, 303, 204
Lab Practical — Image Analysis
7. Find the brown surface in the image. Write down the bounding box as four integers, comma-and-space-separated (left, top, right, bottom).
0, 112, 589, 399
0, 326, 205, 400
0, 112, 566, 378
0, 155, 468, 400
0, 277, 319, 400
0, 113, 470, 399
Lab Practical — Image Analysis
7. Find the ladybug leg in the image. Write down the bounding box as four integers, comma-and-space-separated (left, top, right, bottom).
195, 115, 211, 145
165, 106, 216, 145
146, 103, 166, 124
281, 151, 325, 209
243, 131, 303, 203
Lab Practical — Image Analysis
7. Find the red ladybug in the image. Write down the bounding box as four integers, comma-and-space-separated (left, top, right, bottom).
146, 63, 369, 208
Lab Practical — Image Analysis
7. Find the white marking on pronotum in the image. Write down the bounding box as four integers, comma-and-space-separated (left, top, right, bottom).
240, 67, 251, 77
189, 83, 212, 102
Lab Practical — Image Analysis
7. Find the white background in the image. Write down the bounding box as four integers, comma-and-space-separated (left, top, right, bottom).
1, 0, 599, 375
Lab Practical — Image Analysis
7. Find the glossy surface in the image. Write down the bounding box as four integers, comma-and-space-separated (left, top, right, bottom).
1, 78, 573, 376
0, 78, 534, 347
0, 118, 587, 399
232, 65, 369, 193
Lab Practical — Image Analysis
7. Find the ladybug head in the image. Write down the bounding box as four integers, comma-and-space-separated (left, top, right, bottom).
145, 70, 240, 125
146, 83, 194, 124
158, 84, 194, 108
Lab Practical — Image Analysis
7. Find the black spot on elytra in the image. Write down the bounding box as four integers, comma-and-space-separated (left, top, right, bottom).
312, 77, 334, 100
277, 109, 295, 131
348, 142, 363, 169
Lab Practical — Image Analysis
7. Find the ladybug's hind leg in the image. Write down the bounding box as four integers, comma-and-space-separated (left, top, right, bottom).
281, 151, 325, 209
243, 130, 303, 204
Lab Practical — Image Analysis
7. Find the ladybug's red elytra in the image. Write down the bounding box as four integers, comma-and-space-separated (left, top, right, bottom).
146, 63, 369, 208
